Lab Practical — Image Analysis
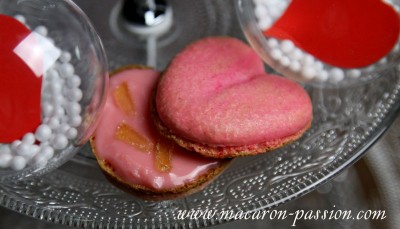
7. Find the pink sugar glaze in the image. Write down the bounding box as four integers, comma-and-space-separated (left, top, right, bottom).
93, 69, 222, 190
156, 37, 312, 146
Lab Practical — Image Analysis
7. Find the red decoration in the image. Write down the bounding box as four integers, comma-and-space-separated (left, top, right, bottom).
0, 15, 42, 142
265, 0, 400, 68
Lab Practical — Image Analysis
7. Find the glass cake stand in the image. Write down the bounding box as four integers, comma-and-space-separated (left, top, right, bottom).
0, 0, 399, 228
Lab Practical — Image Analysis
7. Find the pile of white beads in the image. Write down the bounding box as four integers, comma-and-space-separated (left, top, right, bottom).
253, 0, 400, 84
0, 15, 82, 171
253, 0, 290, 30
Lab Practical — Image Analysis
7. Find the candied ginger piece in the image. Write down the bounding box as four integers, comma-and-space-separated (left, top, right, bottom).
115, 122, 153, 153
155, 137, 173, 172
113, 82, 135, 116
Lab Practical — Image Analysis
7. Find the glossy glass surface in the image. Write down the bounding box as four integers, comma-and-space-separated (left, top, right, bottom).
0, 0, 108, 180
236, 0, 400, 87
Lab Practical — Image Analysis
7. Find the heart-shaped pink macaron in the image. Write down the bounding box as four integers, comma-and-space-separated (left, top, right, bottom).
155, 37, 313, 158
0, 15, 42, 142
265, 0, 400, 68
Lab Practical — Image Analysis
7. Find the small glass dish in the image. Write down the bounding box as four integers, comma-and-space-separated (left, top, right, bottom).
235, 0, 400, 87
0, 0, 108, 181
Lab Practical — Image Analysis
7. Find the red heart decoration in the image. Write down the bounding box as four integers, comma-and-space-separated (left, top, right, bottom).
264, 0, 400, 68
0, 15, 42, 142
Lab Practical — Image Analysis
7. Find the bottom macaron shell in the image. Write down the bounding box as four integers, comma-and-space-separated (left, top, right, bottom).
152, 100, 312, 158
91, 67, 229, 197
94, 154, 230, 200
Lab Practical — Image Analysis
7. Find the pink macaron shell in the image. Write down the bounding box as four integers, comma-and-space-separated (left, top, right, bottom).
156, 37, 265, 117
192, 74, 311, 145
156, 37, 312, 147
93, 68, 222, 190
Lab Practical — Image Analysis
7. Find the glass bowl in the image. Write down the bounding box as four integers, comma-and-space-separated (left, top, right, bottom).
0, 0, 108, 181
235, 0, 400, 87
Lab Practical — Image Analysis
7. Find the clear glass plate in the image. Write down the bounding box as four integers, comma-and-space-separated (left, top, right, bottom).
0, 0, 399, 228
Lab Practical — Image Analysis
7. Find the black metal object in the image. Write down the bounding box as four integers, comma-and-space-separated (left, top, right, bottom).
121, 0, 168, 26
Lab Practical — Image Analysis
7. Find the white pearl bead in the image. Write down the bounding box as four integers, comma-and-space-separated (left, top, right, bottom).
52, 95, 65, 106
255, 4, 268, 19
48, 118, 61, 129
316, 70, 329, 82
289, 60, 301, 72
14, 15, 26, 24
34, 154, 49, 167
302, 67, 317, 80
59, 63, 74, 78
35, 124, 52, 142
57, 123, 70, 134
35, 25, 48, 36
303, 54, 315, 66
52, 134, 68, 150
60, 51, 72, 63
290, 48, 304, 60
69, 115, 82, 127
0, 154, 12, 168
31, 144, 40, 153
11, 140, 21, 152
25, 145, 40, 160
10, 156, 27, 171
267, 38, 279, 48
314, 62, 324, 71
269, 7, 282, 18
53, 106, 66, 118
46, 69, 60, 80
51, 81, 63, 93
281, 40, 295, 54
279, 56, 291, 67
394, 43, 400, 52
40, 146, 54, 160
365, 65, 375, 72
66, 128, 78, 139
329, 68, 345, 82
60, 115, 69, 123
42, 102, 54, 117
275, 0, 289, 11
0, 145, 11, 155
258, 17, 273, 30
17, 143, 32, 156
347, 69, 362, 78
66, 88, 83, 102
41, 89, 52, 102
65, 102, 82, 115
378, 57, 387, 65
39, 141, 50, 147
271, 48, 283, 60
22, 133, 36, 145
66, 75, 81, 88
